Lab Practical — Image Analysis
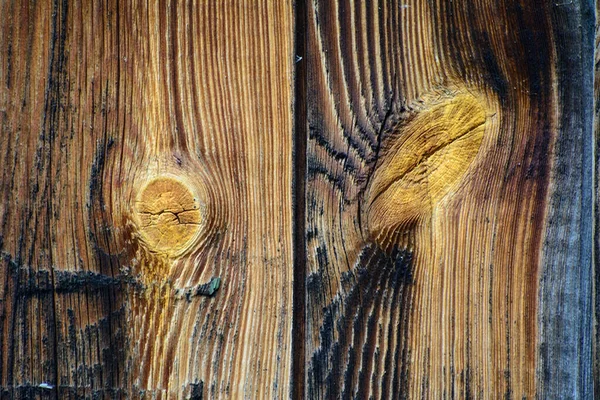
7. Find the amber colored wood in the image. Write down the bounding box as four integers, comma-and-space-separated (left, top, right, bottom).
0, 0, 595, 399
0, 1, 294, 398
302, 0, 593, 398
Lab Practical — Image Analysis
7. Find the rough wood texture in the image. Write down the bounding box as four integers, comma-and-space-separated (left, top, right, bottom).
0, 0, 595, 399
594, 0, 600, 397
543, 1, 594, 398
0, 1, 294, 398
302, 0, 594, 398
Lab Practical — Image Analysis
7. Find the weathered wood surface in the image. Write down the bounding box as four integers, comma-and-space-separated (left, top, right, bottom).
301, 0, 594, 398
594, 0, 600, 398
0, 0, 595, 399
0, 1, 294, 398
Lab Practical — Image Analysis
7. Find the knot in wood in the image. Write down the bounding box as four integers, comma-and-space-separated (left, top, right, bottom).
134, 177, 202, 256
365, 90, 488, 250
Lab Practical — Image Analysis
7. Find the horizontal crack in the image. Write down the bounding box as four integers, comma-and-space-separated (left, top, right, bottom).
137, 207, 198, 216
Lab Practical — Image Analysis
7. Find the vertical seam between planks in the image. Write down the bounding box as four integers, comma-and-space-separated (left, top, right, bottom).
291, 0, 308, 398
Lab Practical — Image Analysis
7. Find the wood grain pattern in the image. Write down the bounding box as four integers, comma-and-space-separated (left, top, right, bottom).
302, 0, 593, 398
0, 0, 594, 398
543, 1, 594, 398
593, 0, 600, 397
0, 1, 294, 398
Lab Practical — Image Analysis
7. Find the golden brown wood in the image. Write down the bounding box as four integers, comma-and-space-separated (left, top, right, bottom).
0, 0, 594, 399
302, 0, 593, 398
0, 1, 294, 398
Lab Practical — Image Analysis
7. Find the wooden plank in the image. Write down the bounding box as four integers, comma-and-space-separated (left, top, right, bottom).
0, 1, 294, 398
302, 0, 594, 398
593, 0, 600, 397
539, 0, 594, 398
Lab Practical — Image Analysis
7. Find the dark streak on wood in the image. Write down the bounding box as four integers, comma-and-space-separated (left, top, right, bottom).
1, 0, 129, 396
292, 0, 309, 398
307, 244, 413, 399
541, 0, 594, 398
594, 0, 600, 396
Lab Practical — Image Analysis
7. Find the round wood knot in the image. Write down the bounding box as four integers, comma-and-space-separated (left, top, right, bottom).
134, 177, 202, 256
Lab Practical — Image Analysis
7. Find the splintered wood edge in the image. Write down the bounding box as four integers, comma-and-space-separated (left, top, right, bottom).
364, 88, 494, 250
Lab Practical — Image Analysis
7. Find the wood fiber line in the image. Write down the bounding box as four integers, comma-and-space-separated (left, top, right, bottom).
0, 1, 294, 398
304, 0, 592, 398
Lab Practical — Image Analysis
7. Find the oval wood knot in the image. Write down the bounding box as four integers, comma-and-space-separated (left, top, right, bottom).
134, 177, 202, 257
364, 89, 489, 249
